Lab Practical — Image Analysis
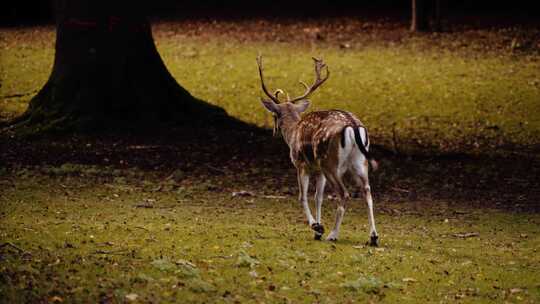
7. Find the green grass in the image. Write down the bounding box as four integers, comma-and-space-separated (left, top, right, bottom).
1, 25, 540, 154
159, 39, 540, 154
1, 169, 539, 303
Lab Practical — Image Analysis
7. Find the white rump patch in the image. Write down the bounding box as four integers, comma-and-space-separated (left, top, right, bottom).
337, 127, 356, 172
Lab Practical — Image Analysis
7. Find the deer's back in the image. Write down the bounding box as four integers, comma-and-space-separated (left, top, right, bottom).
292, 110, 363, 166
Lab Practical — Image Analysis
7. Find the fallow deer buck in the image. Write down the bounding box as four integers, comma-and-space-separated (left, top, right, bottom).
257, 55, 379, 246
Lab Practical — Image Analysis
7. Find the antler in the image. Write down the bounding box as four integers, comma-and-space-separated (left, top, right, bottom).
257, 55, 282, 104
289, 57, 330, 103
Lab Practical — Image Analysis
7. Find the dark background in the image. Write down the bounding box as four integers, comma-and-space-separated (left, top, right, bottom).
2, 1, 539, 27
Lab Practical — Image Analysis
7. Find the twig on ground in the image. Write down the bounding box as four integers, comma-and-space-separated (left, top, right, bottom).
205, 164, 227, 175
157, 206, 176, 209
379, 207, 402, 215
390, 186, 410, 193
262, 195, 287, 199
211, 254, 234, 259
133, 202, 154, 208
452, 232, 479, 238
0, 242, 26, 253
92, 249, 129, 255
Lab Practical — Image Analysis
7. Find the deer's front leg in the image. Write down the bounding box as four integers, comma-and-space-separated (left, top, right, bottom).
297, 167, 316, 231
313, 174, 326, 240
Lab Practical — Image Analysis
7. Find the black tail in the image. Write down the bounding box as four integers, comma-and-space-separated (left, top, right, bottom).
341, 126, 379, 171
353, 127, 372, 159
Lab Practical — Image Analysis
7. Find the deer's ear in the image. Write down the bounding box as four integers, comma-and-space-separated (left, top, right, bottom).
295, 100, 310, 113
261, 98, 279, 114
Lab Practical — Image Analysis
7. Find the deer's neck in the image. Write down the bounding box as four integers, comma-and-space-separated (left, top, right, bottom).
280, 114, 301, 148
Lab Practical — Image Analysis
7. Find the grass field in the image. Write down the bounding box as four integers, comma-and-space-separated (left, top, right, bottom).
1, 169, 539, 303
1, 19, 540, 303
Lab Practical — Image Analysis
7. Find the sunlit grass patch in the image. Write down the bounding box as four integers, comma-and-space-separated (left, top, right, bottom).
158, 38, 540, 155
1, 23, 539, 155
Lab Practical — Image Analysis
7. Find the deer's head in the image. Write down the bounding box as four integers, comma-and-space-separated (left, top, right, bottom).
256, 55, 329, 136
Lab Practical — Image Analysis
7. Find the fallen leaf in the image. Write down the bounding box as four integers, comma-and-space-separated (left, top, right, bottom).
510, 288, 523, 294
402, 277, 417, 283
175, 259, 196, 267
49, 296, 63, 303
455, 293, 466, 299
125, 293, 138, 301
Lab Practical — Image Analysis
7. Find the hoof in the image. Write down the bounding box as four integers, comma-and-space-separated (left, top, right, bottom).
311, 223, 325, 234
312, 223, 324, 240
326, 237, 338, 242
368, 235, 379, 247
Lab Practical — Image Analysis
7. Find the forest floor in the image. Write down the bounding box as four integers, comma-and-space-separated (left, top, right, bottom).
1, 17, 540, 303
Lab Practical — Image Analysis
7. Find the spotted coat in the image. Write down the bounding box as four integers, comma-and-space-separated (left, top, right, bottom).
291, 110, 364, 168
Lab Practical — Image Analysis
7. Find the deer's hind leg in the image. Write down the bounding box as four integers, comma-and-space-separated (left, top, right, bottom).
350, 152, 379, 246
321, 167, 349, 242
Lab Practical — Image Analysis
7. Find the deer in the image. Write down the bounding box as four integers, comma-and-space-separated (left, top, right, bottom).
257, 55, 379, 246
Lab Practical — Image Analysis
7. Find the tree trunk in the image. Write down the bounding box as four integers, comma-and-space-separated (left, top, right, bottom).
17, 0, 225, 132
411, 0, 444, 32
411, 0, 429, 32
433, 0, 442, 32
